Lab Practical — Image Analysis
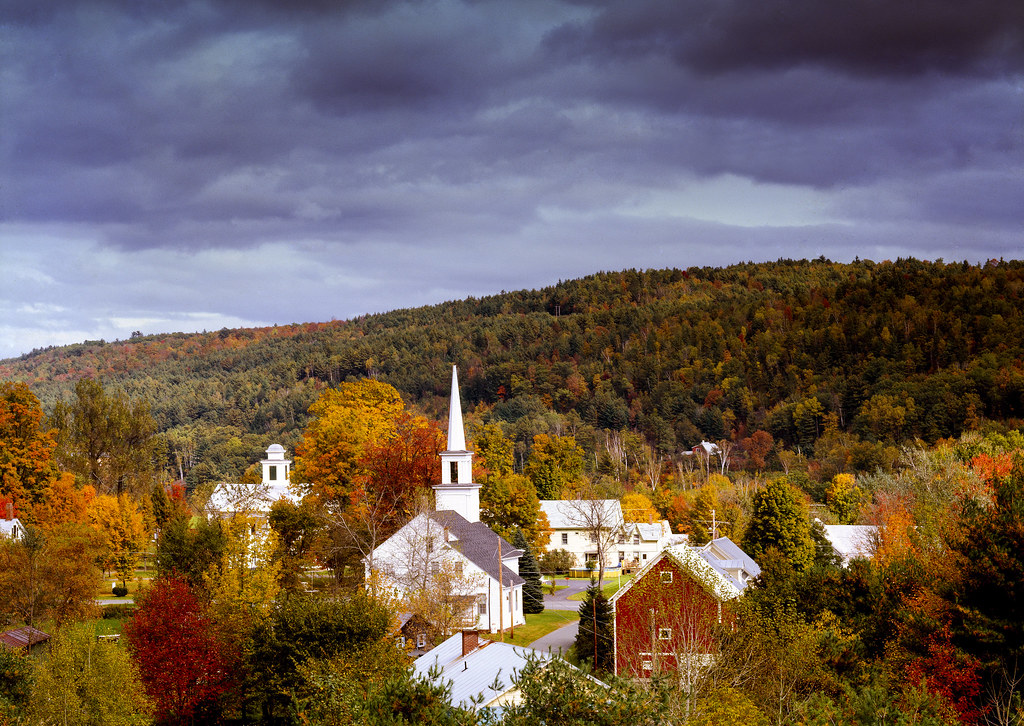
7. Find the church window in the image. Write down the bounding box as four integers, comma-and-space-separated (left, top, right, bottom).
269, 466, 277, 481
450, 461, 458, 483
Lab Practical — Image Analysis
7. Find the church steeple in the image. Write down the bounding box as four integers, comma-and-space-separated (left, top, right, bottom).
434, 365, 481, 521
447, 365, 467, 452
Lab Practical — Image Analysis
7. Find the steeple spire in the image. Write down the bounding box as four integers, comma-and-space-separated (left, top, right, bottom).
447, 365, 467, 452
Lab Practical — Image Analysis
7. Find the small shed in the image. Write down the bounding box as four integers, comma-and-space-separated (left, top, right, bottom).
0, 626, 50, 654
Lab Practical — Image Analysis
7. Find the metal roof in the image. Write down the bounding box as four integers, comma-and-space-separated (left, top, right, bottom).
539, 499, 624, 530
0, 626, 50, 651
413, 633, 548, 711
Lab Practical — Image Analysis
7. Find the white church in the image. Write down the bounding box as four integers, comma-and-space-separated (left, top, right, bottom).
369, 366, 526, 634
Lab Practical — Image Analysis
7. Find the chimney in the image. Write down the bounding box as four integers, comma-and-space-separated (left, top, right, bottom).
5, 502, 12, 521
461, 629, 479, 657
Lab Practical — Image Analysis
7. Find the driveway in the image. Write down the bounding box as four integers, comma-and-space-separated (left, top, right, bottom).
542, 577, 591, 611
529, 619, 579, 656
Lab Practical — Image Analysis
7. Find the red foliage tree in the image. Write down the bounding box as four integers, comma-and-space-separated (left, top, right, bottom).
124, 576, 237, 724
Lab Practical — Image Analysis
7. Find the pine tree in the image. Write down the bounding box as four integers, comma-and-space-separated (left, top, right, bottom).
741, 477, 814, 571
512, 528, 544, 614
575, 583, 613, 673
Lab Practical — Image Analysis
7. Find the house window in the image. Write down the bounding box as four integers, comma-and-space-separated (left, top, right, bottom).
455, 562, 464, 577
269, 465, 277, 481
642, 660, 653, 670
633, 534, 640, 545
430, 562, 440, 576
450, 461, 458, 483
589, 532, 598, 542
478, 596, 487, 616
658, 628, 672, 640
416, 633, 427, 649
661, 571, 673, 584
561, 533, 568, 545
619, 551, 625, 562
642, 553, 648, 561
396, 636, 406, 649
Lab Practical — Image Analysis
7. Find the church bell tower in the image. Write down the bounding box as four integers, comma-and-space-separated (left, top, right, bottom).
433, 366, 482, 522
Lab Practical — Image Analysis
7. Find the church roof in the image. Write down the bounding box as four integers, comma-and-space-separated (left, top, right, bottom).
429, 509, 525, 587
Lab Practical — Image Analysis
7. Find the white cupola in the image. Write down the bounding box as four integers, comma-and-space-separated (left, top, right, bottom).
433, 366, 481, 522
261, 444, 291, 486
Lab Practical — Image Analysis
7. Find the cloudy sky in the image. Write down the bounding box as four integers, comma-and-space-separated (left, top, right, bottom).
2, 0, 1022, 360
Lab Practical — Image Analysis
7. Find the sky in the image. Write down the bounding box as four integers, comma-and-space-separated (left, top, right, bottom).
1, 0, 1022, 361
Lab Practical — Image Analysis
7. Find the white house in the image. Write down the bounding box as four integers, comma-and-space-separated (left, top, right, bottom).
413, 630, 549, 712
618, 520, 687, 569
370, 366, 526, 634
821, 524, 878, 566
540, 498, 625, 571
1, 502, 24, 542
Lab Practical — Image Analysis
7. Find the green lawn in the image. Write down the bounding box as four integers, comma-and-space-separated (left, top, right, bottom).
567, 573, 634, 601
481, 609, 580, 647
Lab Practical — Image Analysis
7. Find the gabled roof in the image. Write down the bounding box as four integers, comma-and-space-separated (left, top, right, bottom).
539, 500, 624, 530
0, 518, 24, 539
822, 525, 877, 563
413, 633, 548, 711
429, 510, 525, 587
610, 540, 757, 606
625, 520, 673, 542
207, 480, 300, 515
0, 626, 49, 651
702, 537, 761, 586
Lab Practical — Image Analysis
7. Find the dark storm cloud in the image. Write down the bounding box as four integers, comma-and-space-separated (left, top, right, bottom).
549, 0, 1024, 75
1, 0, 1021, 359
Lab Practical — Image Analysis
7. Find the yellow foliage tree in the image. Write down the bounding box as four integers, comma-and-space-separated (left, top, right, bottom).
620, 491, 660, 524
87, 493, 150, 588
293, 379, 405, 501
205, 514, 281, 637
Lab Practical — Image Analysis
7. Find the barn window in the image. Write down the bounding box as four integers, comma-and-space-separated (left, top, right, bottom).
661, 571, 673, 584
658, 628, 672, 640
642, 660, 653, 670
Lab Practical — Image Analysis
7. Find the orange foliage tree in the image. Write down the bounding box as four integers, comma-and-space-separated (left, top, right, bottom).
0, 382, 60, 522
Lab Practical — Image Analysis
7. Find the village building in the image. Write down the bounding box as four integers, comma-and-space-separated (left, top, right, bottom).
370, 367, 526, 634
1, 502, 24, 542
610, 537, 759, 679
821, 524, 878, 566
0, 626, 50, 655
206, 444, 300, 517
618, 520, 687, 571
413, 630, 549, 712
539, 498, 625, 573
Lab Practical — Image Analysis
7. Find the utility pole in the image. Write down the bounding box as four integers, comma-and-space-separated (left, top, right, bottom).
498, 536, 504, 641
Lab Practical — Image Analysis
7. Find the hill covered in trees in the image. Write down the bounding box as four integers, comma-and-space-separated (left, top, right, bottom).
3, 257, 1023, 489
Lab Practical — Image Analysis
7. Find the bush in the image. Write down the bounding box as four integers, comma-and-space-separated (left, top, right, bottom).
112, 585, 129, 597
539, 549, 576, 575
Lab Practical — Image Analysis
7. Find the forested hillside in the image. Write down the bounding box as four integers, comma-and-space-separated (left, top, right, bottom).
3, 257, 1023, 489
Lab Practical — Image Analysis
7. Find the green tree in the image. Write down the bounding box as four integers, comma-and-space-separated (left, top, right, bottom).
0, 642, 33, 724
512, 528, 544, 615
480, 473, 549, 553
524, 434, 584, 499
154, 514, 226, 593
49, 379, 157, 500
268, 497, 324, 592
742, 478, 814, 572
825, 473, 864, 525
576, 583, 613, 673
28, 622, 152, 726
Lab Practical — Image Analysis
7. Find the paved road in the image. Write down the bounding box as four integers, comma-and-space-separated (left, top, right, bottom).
529, 619, 579, 655
542, 577, 590, 611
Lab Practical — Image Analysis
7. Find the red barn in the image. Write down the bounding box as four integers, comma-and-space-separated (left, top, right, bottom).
610, 538, 759, 680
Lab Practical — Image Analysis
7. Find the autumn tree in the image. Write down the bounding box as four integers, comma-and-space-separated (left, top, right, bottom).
49, 379, 157, 500
124, 576, 237, 725
826, 473, 865, 524
0, 639, 32, 724
29, 622, 152, 726
0, 382, 60, 522
620, 491, 660, 524
268, 497, 324, 592
30, 473, 94, 531
0, 523, 104, 627
87, 493, 149, 588
742, 478, 814, 572
204, 513, 281, 638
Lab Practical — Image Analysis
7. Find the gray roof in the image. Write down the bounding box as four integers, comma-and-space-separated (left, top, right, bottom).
539, 499, 624, 530
429, 510, 525, 587
413, 633, 548, 711
704, 537, 761, 583
822, 525, 877, 563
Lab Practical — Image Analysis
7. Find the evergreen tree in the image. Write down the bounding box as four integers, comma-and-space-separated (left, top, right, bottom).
575, 582, 613, 673
512, 527, 544, 614
742, 477, 814, 571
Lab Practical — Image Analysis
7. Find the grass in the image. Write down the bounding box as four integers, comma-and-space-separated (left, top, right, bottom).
567, 573, 634, 601
480, 609, 581, 647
